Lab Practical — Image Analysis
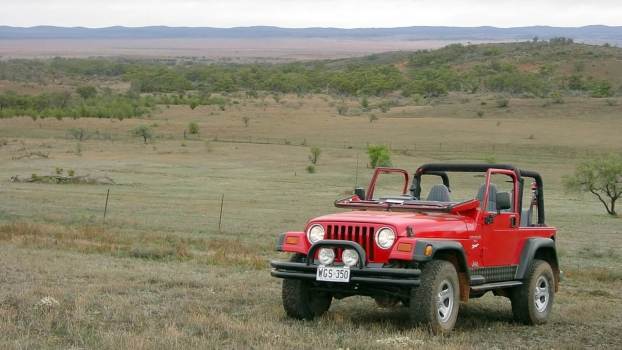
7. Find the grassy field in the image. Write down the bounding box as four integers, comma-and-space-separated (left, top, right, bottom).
1, 92, 621, 349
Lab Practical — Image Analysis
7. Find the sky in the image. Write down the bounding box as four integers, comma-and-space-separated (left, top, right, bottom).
2, 0, 622, 28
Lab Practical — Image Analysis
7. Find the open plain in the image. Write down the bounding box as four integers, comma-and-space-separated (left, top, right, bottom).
1, 87, 621, 348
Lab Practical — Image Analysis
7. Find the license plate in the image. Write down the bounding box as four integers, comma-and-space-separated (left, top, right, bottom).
316, 266, 350, 283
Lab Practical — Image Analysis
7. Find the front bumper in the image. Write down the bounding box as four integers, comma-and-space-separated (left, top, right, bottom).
270, 240, 421, 287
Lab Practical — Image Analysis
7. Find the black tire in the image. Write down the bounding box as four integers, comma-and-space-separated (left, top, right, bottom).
281, 255, 332, 320
410, 260, 460, 334
510, 259, 555, 325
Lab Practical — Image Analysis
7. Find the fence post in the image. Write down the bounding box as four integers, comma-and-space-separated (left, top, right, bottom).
218, 194, 224, 233
103, 188, 110, 226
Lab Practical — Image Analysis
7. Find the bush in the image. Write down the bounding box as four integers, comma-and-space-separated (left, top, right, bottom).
496, 98, 509, 108
367, 144, 392, 168
360, 97, 369, 110
306, 165, 316, 173
308, 147, 321, 165
590, 81, 613, 98
67, 127, 88, 141
188, 122, 200, 135
551, 91, 564, 104
336, 104, 348, 116
76, 86, 97, 99
132, 125, 153, 144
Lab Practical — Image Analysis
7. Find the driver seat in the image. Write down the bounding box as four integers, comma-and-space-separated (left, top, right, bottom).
426, 184, 451, 202
476, 184, 497, 211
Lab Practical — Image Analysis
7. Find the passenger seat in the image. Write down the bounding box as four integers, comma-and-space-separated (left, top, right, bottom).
426, 184, 451, 202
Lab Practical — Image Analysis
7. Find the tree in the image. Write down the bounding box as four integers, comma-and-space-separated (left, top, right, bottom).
360, 96, 369, 111
188, 122, 200, 135
132, 125, 153, 144
308, 147, 321, 165
367, 145, 392, 168
563, 154, 622, 216
67, 127, 88, 141
76, 86, 97, 99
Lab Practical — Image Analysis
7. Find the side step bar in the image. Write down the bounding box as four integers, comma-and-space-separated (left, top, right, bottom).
470, 280, 522, 292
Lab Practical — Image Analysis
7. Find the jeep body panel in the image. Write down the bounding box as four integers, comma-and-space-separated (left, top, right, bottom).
271, 163, 559, 318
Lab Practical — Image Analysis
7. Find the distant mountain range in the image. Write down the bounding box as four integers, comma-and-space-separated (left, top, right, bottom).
1, 25, 621, 42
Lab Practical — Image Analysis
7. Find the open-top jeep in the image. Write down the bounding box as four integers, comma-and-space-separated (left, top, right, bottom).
270, 163, 559, 333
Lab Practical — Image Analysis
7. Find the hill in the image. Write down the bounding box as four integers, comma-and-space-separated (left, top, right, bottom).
1, 25, 622, 44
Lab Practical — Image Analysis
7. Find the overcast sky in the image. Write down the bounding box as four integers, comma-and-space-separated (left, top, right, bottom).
2, 0, 622, 28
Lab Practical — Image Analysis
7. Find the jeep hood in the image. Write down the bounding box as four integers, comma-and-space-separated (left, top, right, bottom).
309, 210, 471, 237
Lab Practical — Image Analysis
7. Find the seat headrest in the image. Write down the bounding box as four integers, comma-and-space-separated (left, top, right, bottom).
426, 184, 451, 202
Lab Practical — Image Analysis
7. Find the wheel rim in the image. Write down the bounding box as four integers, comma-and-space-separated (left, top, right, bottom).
436, 279, 454, 323
534, 275, 549, 313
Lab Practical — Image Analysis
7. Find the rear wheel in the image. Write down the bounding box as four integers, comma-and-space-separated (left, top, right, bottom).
510, 259, 554, 325
410, 260, 460, 333
281, 254, 332, 320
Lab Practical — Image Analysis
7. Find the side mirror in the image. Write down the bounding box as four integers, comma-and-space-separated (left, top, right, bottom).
354, 187, 366, 200
496, 192, 511, 211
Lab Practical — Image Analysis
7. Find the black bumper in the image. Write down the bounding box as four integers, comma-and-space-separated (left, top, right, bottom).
270, 240, 421, 287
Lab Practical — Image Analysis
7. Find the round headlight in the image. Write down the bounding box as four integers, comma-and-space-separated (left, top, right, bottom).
375, 227, 396, 249
307, 224, 325, 243
342, 249, 359, 268
318, 248, 335, 266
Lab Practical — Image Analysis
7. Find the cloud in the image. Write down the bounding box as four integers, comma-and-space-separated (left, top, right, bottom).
1, 0, 621, 27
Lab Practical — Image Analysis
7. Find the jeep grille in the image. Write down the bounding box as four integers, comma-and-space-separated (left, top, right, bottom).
325, 224, 375, 261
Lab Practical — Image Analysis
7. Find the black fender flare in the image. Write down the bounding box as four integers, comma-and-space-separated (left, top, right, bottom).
413, 240, 469, 277
275, 232, 286, 252
515, 238, 559, 280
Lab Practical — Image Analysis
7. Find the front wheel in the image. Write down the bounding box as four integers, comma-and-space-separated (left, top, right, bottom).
281, 254, 332, 320
282, 279, 332, 320
510, 259, 555, 325
410, 260, 460, 333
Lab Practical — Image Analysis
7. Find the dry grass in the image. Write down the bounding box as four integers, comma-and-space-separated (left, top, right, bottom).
0, 92, 621, 348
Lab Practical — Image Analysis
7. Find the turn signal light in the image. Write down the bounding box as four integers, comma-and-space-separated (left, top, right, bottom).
397, 243, 412, 252
424, 244, 433, 257
285, 236, 299, 245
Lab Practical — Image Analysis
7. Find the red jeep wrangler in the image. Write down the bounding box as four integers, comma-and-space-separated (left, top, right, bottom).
271, 163, 559, 333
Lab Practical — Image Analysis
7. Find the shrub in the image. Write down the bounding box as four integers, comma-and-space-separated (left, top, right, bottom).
308, 147, 321, 165
76, 86, 97, 99
590, 81, 613, 98
132, 125, 153, 144
67, 127, 88, 141
306, 165, 316, 173
188, 122, 200, 135
367, 144, 392, 168
360, 97, 369, 110
336, 104, 348, 116
496, 98, 509, 108
551, 91, 564, 104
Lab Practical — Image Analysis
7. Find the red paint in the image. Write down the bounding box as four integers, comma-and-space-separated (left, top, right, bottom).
281, 167, 556, 269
